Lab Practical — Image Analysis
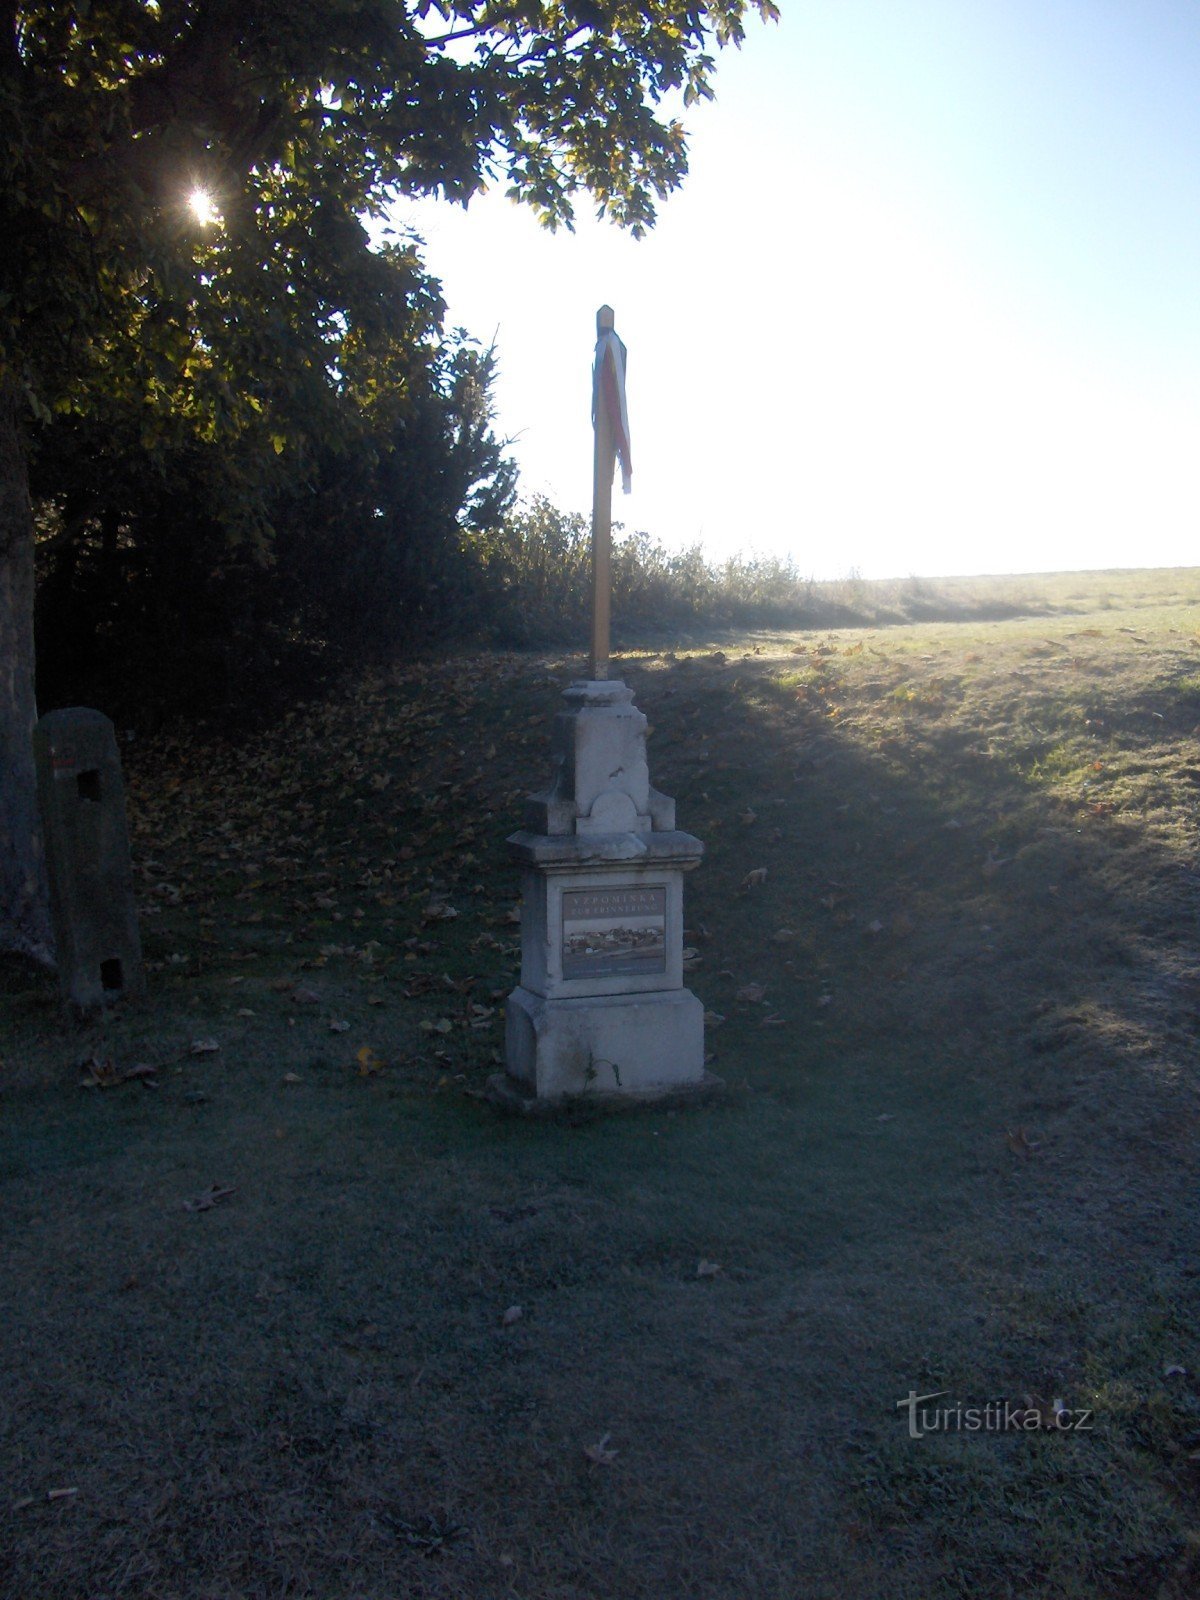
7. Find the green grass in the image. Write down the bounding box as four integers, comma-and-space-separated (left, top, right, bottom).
3, 566, 1200, 1598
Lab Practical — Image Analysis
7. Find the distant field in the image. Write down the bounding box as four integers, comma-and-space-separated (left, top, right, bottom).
721, 562, 1200, 632
3, 567, 1199, 1599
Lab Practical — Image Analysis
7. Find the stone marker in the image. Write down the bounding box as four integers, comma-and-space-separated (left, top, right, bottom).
491, 306, 715, 1108
33, 708, 144, 1014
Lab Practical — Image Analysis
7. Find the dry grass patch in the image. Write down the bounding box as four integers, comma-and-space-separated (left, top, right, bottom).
3, 569, 1200, 1598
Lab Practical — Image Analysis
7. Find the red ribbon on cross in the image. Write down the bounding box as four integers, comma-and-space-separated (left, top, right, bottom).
592, 327, 632, 494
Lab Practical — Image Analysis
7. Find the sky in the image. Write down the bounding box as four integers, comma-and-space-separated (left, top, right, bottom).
388, 0, 1200, 580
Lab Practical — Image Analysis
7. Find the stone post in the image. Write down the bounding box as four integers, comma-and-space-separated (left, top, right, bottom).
32, 707, 144, 1014
494, 680, 715, 1107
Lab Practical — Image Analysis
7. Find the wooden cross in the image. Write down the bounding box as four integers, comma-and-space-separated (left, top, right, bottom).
589, 304, 616, 681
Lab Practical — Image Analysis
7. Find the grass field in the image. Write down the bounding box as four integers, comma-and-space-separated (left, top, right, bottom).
3, 566, 1200, 1599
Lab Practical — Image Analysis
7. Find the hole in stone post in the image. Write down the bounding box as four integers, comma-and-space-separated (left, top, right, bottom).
100, 958, 123, 993
77, 769, 102, 803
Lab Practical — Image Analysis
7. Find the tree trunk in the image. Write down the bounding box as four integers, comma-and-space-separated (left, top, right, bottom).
0, 370, 54, 966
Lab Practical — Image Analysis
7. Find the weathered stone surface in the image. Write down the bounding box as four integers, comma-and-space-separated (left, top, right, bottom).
575, 786, 642, 836
502, 677, 712, 1105
504, 984, 706, 1100
524, 679, 665, 836
507, 828, 703, 869
485, 1068, 724, 1114
33, 708, 144, 1013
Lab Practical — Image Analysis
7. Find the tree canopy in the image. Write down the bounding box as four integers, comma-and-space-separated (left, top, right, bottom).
4, 0, 778, 398
0, 0, 777, 963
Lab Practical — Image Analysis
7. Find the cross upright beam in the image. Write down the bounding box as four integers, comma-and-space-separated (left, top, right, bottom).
589, 303, 616, 681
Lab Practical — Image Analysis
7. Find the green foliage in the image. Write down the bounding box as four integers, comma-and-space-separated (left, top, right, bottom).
32, 328, 515, 721
4, 0, 776, 723
4, 0, 778, 409
474, 494, 826, 641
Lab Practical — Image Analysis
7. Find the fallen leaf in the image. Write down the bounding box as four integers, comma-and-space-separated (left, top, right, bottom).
329, 1019, 351, 1033
189, 1039, 220, 1055
739, 808, 758, 826
356, 1046, 384, 1076
741, 867, 768, 889
1005, 1126, 1040, 1158
772, 928, 797, 943
47, 1487, 79, 1502
501, 1305, 524, 1326
703, 1010, 726, 1028
79, 1057, 159, 1090
422, 901, 458, 923
696, 1259, 722, 1278
1164, 1362, 1188, 1379
183, 1183, 236, 1212
290, 986, 320, 1005
583, 1433, 618, 1465
736, 982, 767, 1004
281, 1072, 303, 1085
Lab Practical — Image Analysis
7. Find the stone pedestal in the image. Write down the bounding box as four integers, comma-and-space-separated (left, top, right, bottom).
493, 680, 714, 1107
33, 708, 145, 1015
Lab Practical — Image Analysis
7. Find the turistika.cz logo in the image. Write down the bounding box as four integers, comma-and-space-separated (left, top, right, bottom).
897, 1390, 1094, 1440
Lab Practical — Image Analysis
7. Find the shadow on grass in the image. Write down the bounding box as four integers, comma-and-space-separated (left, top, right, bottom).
1, 636, 1198, 1599
632, 648, 1200, 1595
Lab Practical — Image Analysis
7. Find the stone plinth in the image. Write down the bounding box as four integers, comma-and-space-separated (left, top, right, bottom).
505, 986, 705, 1101
494, 680, 713, 1108
524, 679, 676, 836
33, 708, 145, 1015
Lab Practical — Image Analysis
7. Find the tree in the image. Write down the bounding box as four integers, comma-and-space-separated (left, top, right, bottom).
31, 295, 516, 727
0, 0, 777, 964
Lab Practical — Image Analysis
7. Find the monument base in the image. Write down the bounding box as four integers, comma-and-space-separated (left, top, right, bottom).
503, 983, 708, 1103
484, 1069, 725, 1116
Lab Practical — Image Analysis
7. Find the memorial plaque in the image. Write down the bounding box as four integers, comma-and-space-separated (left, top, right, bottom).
562, 885, 666, 980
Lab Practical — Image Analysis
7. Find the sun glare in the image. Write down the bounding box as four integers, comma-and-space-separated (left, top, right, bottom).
187, 186, 219, 226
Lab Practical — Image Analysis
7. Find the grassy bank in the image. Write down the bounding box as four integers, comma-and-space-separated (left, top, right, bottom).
3, 567, 1200, 1598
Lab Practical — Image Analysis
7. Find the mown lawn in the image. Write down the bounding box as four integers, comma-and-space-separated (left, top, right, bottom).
3, 568, 1200, 1599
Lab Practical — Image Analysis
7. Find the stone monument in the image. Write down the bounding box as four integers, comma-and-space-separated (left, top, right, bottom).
32, 707, 145, 1015
492, 307, 714, 1107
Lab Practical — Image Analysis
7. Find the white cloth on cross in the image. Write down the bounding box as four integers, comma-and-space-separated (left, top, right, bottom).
592, 328, 632, 494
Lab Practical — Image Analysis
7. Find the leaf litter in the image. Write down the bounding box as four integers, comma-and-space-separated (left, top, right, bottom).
30, 608, 1200, 1587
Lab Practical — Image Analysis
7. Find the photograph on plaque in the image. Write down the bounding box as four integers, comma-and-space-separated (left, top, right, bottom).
562, 886, 667, 980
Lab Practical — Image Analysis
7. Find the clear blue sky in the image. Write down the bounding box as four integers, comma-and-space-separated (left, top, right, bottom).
389, 0, 1200, 580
